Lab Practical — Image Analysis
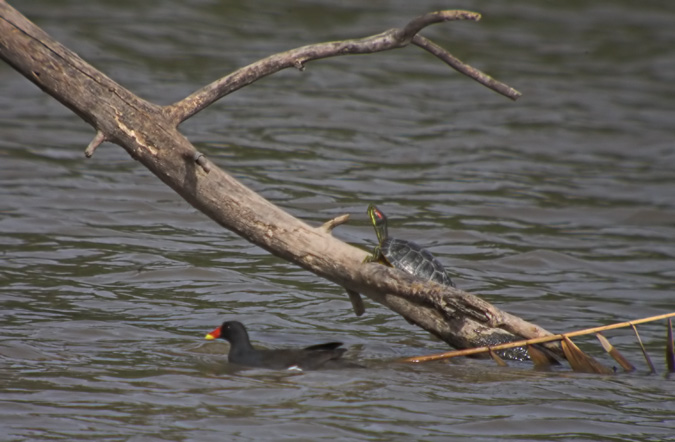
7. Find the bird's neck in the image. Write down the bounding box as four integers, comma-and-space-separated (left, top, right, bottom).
228, 333, 255, 357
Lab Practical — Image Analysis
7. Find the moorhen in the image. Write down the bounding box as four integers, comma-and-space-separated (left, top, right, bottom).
205, 321, 360, 371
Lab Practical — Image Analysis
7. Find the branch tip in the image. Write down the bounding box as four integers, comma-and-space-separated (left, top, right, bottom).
320, 214, 350, 233
346, 289, 365, 316
412, 35, 521, 101
84, 131, 106, 158
401, 10, 482, 42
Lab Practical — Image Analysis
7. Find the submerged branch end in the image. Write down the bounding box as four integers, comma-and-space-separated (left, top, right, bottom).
346, 289, 365, 317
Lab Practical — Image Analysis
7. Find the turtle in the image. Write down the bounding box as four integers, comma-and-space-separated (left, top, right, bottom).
344, 204, 456, 317
366, 204, 456, 287
361, 205, 552, 363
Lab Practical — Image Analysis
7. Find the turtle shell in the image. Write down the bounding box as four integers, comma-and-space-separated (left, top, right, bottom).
381, 238, 455, 287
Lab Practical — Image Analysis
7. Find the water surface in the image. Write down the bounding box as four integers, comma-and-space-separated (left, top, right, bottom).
1, 1, 674, 440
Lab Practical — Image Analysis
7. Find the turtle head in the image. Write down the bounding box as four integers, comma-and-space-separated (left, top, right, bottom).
367, 204, 388, 244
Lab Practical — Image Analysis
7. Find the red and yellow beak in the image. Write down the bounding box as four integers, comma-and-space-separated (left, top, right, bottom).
205, 326, 222, 341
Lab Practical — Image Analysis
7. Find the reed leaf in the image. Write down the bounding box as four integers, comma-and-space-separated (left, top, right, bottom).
527, 344, 556, 369
631, 324, 656, 374
561, 336, 614, 374
595, 332, 635, 372
488, 349, 508, 367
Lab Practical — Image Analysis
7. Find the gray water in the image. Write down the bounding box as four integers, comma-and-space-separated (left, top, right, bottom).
1, 0, 674, 440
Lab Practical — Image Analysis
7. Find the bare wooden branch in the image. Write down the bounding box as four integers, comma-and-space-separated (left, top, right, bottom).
0, 1, 546, 361
412, 35, 522, 100
345, 290, 365, 317
398, 10, 481, 42
166, 10, 510, 125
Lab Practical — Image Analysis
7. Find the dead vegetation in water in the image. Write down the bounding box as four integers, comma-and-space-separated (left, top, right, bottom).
403, 312, 675, 375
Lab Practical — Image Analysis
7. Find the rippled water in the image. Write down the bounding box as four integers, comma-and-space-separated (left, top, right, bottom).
2, 0, 674, 440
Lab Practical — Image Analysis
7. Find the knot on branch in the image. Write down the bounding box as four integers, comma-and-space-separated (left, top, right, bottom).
193, 151, 211, 173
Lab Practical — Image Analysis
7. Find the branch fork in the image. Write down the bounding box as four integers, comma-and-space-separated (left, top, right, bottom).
166, 9, 518, 126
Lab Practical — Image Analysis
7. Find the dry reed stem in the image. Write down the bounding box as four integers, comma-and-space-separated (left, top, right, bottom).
402, 312, 675, 363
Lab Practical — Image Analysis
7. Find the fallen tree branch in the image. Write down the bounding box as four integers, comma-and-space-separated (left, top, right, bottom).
0, 1, 549, 360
